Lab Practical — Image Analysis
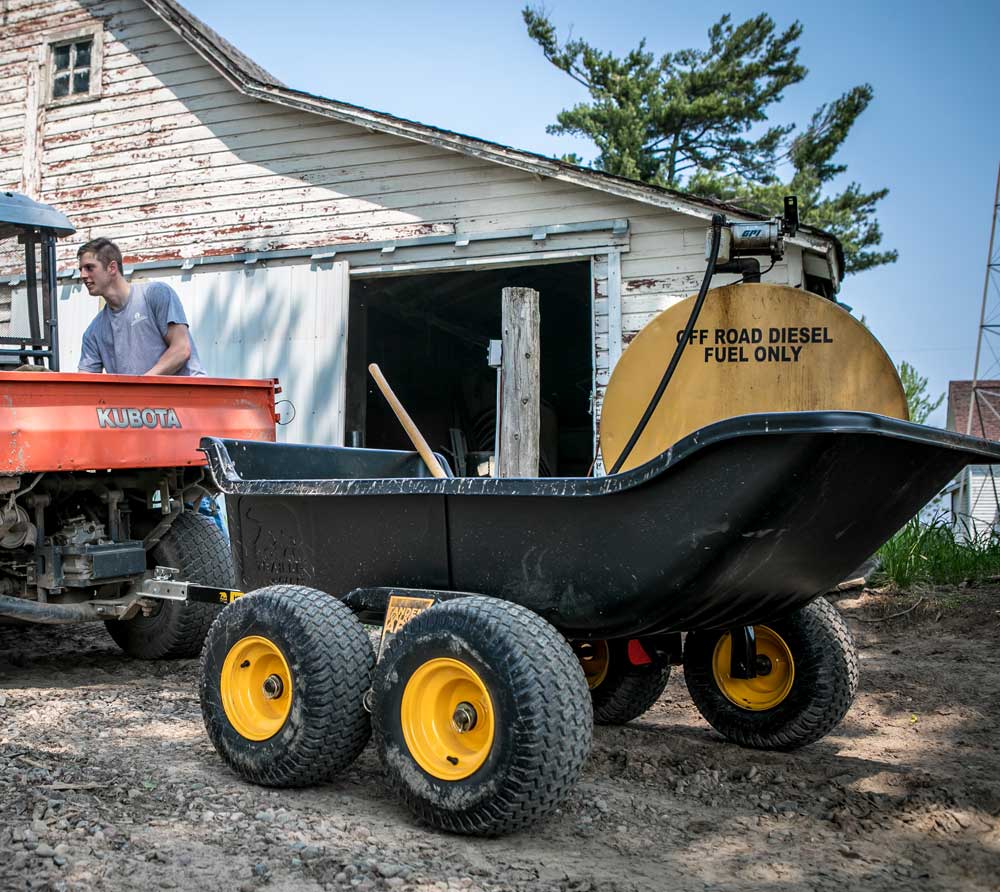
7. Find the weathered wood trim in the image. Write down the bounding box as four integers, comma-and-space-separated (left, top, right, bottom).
19, 43, 44, 197
607, 248, 623, 373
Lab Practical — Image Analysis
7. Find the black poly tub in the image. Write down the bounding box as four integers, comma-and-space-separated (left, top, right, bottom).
201, 411, 1000, 638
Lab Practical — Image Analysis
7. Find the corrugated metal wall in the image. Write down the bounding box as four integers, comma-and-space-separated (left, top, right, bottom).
53, 259, 350, 445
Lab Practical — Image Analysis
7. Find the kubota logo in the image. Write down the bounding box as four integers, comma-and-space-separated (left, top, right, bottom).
97, 407, 182, 429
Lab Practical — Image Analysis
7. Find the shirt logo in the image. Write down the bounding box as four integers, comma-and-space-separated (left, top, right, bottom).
97, 407, 182, 429
131, 312, 148, 326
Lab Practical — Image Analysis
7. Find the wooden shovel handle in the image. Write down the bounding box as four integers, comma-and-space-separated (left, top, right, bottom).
367, 363, 447, 479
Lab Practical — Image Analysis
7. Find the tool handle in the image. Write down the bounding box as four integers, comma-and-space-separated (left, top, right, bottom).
367, 363, 447, 479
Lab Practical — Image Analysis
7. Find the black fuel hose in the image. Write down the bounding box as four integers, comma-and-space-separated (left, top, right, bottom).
608, 213, 725, 474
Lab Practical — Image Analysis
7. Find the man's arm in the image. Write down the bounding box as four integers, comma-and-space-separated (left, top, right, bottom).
78, 325, 104, 373
144, 323, 191, 375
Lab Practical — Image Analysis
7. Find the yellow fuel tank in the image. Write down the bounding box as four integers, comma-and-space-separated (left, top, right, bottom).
599, 283, 907, 472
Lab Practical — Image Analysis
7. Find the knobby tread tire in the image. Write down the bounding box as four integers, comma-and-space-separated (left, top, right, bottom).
373, 596, 593, 836
591, 641, 670, 725
106, 511, 233, 660
200, 585, 374, 787
683, 597, 859, 751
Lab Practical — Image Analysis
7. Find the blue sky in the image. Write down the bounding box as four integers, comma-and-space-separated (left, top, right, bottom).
185, 0, 999, 426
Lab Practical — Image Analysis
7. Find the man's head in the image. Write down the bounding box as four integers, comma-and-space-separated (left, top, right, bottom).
77, 238, 124, 298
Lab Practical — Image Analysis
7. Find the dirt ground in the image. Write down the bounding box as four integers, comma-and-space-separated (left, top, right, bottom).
1, 589, 998, 892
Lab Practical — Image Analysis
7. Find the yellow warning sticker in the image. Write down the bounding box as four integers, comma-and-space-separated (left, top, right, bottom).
378, 594, 436, 661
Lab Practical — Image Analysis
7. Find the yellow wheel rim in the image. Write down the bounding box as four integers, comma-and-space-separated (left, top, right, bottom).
574, 640, 610, 690
400, 657, 495, 781
220, 635, 293, 741
712, 626, 795, 711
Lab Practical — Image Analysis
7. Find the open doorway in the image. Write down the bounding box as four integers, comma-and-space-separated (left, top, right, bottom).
345, 260, 593, 476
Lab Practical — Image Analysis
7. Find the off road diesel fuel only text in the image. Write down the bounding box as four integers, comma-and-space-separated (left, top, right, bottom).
676, 326, 834, 363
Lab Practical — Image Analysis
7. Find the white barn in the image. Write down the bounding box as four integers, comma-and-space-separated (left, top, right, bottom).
1, 0, 843, 474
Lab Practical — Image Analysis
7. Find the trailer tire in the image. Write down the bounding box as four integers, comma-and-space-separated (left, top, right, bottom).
576, 640, 670, 725
683, 597, 859, 751
372, 596, 592, 836
200, 585, 374, 787
106, 512, 232, 660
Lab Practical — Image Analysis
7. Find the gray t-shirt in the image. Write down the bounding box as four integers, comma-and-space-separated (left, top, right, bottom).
78, 281, 206, 376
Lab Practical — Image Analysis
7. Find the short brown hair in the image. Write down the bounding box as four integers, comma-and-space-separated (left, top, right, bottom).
77, 237, 123, 271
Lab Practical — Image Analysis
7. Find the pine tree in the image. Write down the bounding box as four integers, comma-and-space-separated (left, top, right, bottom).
523, 8, 896, 274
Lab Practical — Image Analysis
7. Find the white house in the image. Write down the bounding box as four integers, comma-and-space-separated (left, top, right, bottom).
946, 380, 1000, 535
0, 0, 843, 474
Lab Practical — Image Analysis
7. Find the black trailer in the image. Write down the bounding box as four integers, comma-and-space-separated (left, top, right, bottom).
196, 411, 1000, 836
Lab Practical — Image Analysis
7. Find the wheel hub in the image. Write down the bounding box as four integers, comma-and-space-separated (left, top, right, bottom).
573, 640, 610, 690
400, 657, 495, 781
452, 701, 478, 732
712, 626, 794, 711
220, 636, 293, 740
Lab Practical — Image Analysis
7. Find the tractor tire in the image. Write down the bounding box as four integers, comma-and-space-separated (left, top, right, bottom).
200, 585, 374, 787
106, 511, 233, 660
576, 639, 671, 725
683, 597, 859, 751
372, 596, 592, 836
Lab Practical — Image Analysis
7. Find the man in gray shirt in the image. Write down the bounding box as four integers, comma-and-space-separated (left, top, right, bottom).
77, 237, 206, 376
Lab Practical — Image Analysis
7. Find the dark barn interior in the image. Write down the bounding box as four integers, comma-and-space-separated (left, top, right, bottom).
345, 261, 594, 476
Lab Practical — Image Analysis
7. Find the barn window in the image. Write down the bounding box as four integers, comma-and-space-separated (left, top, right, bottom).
47, 28, 102, 105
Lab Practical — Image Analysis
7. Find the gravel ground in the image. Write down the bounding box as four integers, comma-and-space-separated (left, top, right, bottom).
1, 589, 998, 892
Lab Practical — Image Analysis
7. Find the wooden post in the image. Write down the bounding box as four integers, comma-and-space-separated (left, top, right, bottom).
498, 287, 540, 478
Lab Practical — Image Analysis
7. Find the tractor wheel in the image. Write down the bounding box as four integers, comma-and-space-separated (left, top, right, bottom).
106, 512, 232, 660
575, 639, 670, 725
200, 585, 373, 787
683, 598, 859, 750
372, 596, 592, 836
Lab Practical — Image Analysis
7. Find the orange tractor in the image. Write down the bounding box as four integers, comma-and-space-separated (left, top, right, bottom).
0, 192, 275, 657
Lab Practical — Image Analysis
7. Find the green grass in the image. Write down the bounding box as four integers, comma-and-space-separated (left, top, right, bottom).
877, 515, 1000, 588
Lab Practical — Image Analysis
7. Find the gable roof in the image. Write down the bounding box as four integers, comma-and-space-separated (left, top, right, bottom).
948, 381, 1000, 442
143, 0, 843, 285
